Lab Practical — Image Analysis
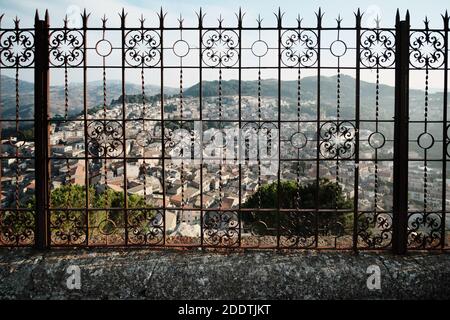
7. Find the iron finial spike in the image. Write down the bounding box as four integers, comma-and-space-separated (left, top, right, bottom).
177, 13, 183, 28
256, 14, 263, 28
235, 7, 244, 27
297, 14, 302, 28
375, 15, 381, 28
424, 16, 429, 29
316, 7, 323, 28
275, 7, 283, 27
196, 7, 205, 27
354, 8, 363, 27
13, 15, 20, 28
159, 6, 164, 20
101, 14, 107, 29
336, 14, 342, 28
81, 9, 90, 27
45, 9, 49, 23
119, 8, 127, 27
34, 10, 39, 23
442, 10, 449, 29
396, 9, 400, 25
406, 10, 410, 24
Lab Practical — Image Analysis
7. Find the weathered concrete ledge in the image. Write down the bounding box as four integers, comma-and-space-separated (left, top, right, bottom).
0, 248, 449, 299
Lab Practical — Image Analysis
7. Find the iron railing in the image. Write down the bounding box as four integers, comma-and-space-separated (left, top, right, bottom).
0, 8, 448, 253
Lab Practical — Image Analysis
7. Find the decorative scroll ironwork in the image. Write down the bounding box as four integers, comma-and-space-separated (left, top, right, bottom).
279, 211, 316, 248
0, 21, 34, 67
50, 210, 86, 245
410, 28, 445, 69
124, 29, 161, 67
281, 29, 318, 67
407, 212, 442, 248
49, 29, 84, 67
0, 211, 35, 245
203, 211, 239, 246
319, 121, 356, 159
360, 29, 395, 68
128, 209, 164, 245
0, 10, 448, 253
202, 29, 239, 67
357, 212, 393, 248
87, 120, 124, 157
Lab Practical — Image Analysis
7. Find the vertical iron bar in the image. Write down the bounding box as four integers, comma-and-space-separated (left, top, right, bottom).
120, 10, 128, 245
441, 12, 449, 249
237, 9, 242, 247
198, 9, 204, 248
82, 10, 90, 246
34, 11, 50, 249
160, 9, 166, 246
392, 11, 410, 254
315, 9, 323, 248
276, 9, 282, 249
353, 10, 362, 252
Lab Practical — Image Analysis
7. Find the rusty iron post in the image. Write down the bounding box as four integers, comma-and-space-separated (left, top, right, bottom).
34, 10, 50, 249
392, 10, 410, 254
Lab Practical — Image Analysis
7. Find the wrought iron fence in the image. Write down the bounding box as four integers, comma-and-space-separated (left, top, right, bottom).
0, 8, 448, 252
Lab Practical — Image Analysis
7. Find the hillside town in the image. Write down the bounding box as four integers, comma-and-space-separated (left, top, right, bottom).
1, 94, 449, 239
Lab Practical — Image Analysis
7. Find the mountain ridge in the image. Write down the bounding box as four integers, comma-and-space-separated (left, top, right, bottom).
0, 74, 447, 122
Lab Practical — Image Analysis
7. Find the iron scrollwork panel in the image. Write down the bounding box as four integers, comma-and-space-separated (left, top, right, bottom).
49, 29, 84, 67
407, 212, 442, 249
124, 29, 161, 67
410, 29, 445, 69
0, 28, 34, 67
203, 210, 239, 247
280, 29, 318, 68
279, 211, 316, 248
360, 29, 395, 68
87, 120, 124, 158
319, 121, 356, 160
0, 211, 35, 245
127, 209, 164, 245
202, 29, 239, 68
357, 212, 393, 248
50, 210, 86, 245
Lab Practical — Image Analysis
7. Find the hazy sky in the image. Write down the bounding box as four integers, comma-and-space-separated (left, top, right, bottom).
1, 0, 449, 89
2, 0, 449, 28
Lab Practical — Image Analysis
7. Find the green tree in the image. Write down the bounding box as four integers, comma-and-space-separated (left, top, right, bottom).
26, 185, 153, 235
242, 179, 353, 236
50, 184, 95, 208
